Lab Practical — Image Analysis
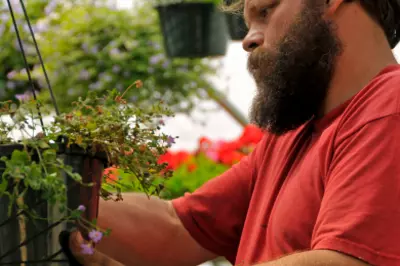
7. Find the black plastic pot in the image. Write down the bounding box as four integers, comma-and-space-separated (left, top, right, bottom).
0, 143, 107, 265
225, 13, 248, 40
156, 2, 229, 58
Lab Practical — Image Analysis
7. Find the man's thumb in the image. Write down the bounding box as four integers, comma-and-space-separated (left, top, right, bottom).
59, 230, 124, 266
59, 230, 83, 265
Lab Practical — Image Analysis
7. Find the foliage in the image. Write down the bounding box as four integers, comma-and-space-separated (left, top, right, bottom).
0, 82, 174, 252
5, 0, 216, 113
0, 0, 50, 101
106, 124, 264, 199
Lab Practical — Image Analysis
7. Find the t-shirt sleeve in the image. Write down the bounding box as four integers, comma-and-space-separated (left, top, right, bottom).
171, 136, 266, 262
311, 115, 400, 265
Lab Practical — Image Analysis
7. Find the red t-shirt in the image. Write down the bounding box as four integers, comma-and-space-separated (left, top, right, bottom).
172, 64, 400, 266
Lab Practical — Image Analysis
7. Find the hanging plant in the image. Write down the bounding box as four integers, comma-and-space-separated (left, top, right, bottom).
0, 0, 176, 263
152, 0, 230, 58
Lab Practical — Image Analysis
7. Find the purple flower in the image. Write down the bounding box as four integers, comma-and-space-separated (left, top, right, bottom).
33, 20, 48, 33
89, 82, 101, 91
0, 24, 5, 35
79, 70, 90, 80
7, 70, 17, 79
23, 24, 30, 33
91, 45, 99, 54
112, 65, 121, 73
80, 243, 94, 255
15, 91, 38, 102
67, 88, 75, 96
102, 74, 112, 82
167, 136, 175, 147
123, 71, 131, 78
6, 81, 16, 90
0, 13, 8, 22
178, 66, 188, 73
82, 43, 89, 53
88, 230, 103, 243
109, 48, 120, 57
77, 205, 86, 212
162, 60, 170, 68
149, 54, 163, 65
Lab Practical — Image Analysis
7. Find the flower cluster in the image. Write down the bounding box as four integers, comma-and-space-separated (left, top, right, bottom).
158, 124, 264, 170
103, 125, 264, 199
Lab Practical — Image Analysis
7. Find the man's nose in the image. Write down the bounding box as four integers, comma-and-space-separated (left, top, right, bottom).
242, 31, 264, 52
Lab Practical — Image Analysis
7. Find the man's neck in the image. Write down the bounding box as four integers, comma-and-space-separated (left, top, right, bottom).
322, 30, 398, 116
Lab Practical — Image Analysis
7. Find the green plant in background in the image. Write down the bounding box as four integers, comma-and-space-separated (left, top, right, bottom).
161, 154, 229, 199
0, 0, 48, 101
8, 0, 216, 113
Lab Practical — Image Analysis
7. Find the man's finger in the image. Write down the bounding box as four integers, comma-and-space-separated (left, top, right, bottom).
69, 230, 124, 266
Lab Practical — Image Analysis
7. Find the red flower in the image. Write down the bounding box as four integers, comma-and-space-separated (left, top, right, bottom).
187, 163, 197, 172
103, 167, 118, 183
238, 124, 264, 146
219, 150, 245, 166
158, 151, 191, 170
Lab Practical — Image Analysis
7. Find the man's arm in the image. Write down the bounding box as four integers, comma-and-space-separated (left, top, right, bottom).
254, 250, 369, 266
70, 193, 217, 266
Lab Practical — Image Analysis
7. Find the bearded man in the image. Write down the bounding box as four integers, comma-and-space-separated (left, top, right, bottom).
62, 0, 400, 265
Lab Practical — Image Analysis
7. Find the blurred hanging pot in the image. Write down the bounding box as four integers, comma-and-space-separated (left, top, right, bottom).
156, 2, 229, 58
225, 13, 247, 40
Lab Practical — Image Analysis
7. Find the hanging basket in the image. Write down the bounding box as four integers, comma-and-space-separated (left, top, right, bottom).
225, 13, 248, 41
156, 2, 229, 58
0, 143, 107, 264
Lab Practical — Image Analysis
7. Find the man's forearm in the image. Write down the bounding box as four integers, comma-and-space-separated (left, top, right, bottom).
95, 193, 214, 265
254, 250, 369, 266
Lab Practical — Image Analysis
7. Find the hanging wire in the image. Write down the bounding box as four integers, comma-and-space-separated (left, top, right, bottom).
19, 0, 60, 116
0, 249, 68, 265
0, 218, 66, 261
6, 0, 46, 133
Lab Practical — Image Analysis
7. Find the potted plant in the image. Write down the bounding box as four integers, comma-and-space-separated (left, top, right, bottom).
0, 83, 174, 264
152, 0, 229, 58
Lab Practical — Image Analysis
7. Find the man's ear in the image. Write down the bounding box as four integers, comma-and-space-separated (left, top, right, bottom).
325, 0, 346, 17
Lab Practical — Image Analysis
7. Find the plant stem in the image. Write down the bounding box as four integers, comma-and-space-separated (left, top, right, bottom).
16, 193, 27, 266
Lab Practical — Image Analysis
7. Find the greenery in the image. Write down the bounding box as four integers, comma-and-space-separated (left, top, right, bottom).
0, 82, 174, 253
0, 0, 49, 101
105, 125, 264, 200
161, 154, 229, 199
2, 0, 217, 113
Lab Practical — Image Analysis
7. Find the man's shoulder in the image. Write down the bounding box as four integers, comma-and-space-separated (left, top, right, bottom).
338, 64, 400, 134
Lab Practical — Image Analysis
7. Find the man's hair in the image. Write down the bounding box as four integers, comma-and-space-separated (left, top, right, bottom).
222, 0, 400, 48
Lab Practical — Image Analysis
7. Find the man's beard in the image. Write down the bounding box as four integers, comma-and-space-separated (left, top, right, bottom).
247, 2, 343, 135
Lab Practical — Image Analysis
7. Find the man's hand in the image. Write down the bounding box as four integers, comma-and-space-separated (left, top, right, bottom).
67, 231, 124, 266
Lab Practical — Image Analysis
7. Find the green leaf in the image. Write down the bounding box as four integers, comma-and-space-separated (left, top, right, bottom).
38, 140, 50, 149
103, 228, 112, 236
0, 175, 8, 195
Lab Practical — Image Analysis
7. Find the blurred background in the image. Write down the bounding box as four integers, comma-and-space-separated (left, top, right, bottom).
1, 0, 399, 265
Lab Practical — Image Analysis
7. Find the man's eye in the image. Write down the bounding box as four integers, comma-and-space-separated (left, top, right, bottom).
259, 7, 270, 18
